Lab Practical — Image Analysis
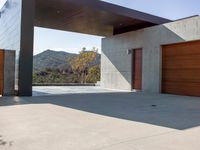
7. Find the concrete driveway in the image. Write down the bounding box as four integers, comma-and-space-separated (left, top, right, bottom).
0, 92, 200, 150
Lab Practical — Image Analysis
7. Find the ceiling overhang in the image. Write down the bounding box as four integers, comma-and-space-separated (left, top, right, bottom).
35, 0, 171, 36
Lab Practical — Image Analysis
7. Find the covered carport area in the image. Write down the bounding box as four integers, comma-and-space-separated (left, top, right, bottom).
11, 0, 170, 96
34, 0, 169, 36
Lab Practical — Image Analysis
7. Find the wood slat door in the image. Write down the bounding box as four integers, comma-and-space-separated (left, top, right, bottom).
0, 50, 4, 95
162, 41, 200, 96
133, 48, 142, 90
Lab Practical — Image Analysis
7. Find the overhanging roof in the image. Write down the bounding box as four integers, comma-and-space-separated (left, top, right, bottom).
35, 0, 171, 36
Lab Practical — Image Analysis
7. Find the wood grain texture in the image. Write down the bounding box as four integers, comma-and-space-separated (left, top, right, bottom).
162, 40, 200, 96
133, 48, 142, 90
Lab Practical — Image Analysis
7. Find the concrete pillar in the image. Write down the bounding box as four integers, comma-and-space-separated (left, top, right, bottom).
3, 50, 16, 96
18, 0, 35, 96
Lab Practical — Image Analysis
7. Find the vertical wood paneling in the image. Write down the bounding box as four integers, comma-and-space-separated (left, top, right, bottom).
133, 48, 142, 90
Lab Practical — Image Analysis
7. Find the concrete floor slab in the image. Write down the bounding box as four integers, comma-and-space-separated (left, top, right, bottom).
0, 92, 200, 150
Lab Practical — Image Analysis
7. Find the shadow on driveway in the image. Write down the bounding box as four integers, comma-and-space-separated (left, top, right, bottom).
1, 92, 200, 130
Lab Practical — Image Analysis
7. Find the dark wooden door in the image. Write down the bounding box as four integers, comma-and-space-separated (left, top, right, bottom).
133, 48, 142, 90
162, 40, 200, 96
0, 50, 4, 95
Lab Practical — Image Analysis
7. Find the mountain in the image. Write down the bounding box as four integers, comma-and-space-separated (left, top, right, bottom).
33, 50, 100, 72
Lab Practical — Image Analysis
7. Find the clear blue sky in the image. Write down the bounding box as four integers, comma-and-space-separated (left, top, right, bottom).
103, 0, 200, 20
34, 27, 103, 55
0, 0, 199, 54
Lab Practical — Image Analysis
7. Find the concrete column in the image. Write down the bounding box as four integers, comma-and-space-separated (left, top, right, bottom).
18, 0, 35, 96
3, 50, 16, 96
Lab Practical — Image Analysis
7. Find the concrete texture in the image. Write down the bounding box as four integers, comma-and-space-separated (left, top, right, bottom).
0, 93, 200, 150
3, 50, 15, 96
0, 0, 22, 93
0, 0, 21, 52
32, 86, 121, 96
101, 16, 200, 93
0, 0, 35, 96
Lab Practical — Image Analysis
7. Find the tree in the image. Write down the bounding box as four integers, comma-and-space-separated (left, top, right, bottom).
69, 48, 98, 83
86, 65, 100, 83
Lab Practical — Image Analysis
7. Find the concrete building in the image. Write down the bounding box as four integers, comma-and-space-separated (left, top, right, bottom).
101, 16, 200, 97
0, 0, 199, 97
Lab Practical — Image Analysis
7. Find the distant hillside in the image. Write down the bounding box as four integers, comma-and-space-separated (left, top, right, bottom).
33, 50, 100, 72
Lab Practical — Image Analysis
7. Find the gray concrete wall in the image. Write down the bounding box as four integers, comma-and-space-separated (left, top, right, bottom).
0, 0, 35, 96
101, 30, 143, 91
3, 50, 15, 96
0, 0, 22, 91
101, 16, 200, 93
0, 0, 21, 51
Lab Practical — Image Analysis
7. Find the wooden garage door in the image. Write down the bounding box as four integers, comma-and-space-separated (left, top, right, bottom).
0, 50, 4, 95
162, 41, 200, 96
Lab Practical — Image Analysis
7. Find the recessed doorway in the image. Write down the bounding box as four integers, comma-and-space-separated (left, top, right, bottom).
132, 48, 142, 91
